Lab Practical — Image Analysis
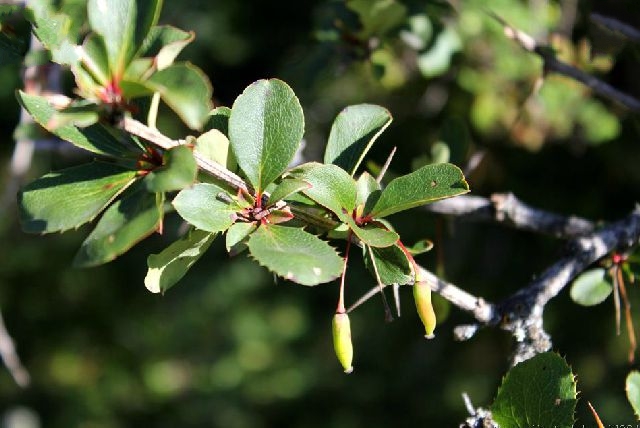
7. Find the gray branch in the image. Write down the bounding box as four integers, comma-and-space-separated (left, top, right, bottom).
353, 197, 640, 366
426, 193, 594, 238
488, 11, 640, 112
591, 13, 640, 45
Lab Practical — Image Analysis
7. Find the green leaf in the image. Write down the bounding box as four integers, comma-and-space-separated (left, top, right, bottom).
569, 268, 613, 306
25, 0, 79, 65
18, 162, 137, 233
145, 228, 217, 294
417, 26, 461, 78
406, 239, 433, 255
363, 244, 413, 285
368, 163, 469, 218
248, 225, 343, 286
356, 171, 381, 208
226, 222, 257, 256
347, 0, 407, 39
16, 91, 135, 157
294, 163, 357, 219
87, 0, 162, 77
206, 106, 231, 136
491, 352, 577, 428
229, 79, 304, 192
172, 183, 238, 233
267, 178, 311, 205
138, 25, 194, 70
144, 145, 197, 193
143, 62, 213, 129
74, 188, 163, 267
194, 129, 235, 171
78, 33, 110, 87
0, 31, 26, 67
343, 217, 398, 248
626, 371, 640, 420
0, 5, 19, 18
324, 104, 392, 176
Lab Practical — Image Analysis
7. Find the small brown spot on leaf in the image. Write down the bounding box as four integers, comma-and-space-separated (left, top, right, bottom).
430, 180, 437, 187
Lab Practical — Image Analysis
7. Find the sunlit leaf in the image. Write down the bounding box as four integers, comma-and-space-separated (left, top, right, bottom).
226, 222, 256, 256
87, 0, 162, 77
569, 268, 613, 306
626, 371, 640, 420
342, 216, 398, 248
194, 129, 235, 171
267, 178, 311, 205
16, 91, 136, 157
248, 225, 343, 286
145, 228, 217, 294
368, 163, 469, 218
144, 145, 197, 193
138, 25, 193, 70
294, 163, 356, 219
491, 352, 577, 428
172, 183, 238, 233
229, 79, 304, 192
143, 62, 213, 129
25, 0, 79, 65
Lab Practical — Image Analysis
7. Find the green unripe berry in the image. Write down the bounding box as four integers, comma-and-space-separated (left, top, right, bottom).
332, 312, 354, 374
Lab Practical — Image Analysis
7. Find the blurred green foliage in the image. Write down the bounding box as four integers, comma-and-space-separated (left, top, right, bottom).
2, 0, 640, 426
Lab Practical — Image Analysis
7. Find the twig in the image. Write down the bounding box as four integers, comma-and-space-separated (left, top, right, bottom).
0, 312, 29, 387
591, 13, 640, 45
351, 202, 640, 365
459, 391, 497, 428
121, 117, 249, 192
425, 193, 594, 238
501, 206, 640, 364
488, 11, 640, 112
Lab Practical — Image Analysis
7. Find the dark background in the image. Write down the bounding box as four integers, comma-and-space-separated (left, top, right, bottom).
2, 0, 640, 426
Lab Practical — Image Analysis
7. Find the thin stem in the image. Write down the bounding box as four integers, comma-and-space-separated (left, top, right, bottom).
147, 92, 161, 129
616, 265, 636, 363
367, 245, 394, 322
337, 232, 353, 313
122, 117, 249, 192
612, 266, 622, 336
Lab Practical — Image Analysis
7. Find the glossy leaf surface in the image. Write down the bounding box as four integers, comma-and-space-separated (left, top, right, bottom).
229, 79, 304, 192
144, 145, 197, 193
19, 162, 137, 233
74, 188, 163, 267
145, 228, 217, 294
491, 352, 577, 428
569, 268, 613, 306
17, 91, 135, 157
173, 183, 238, 233
324, 104, 392, 175
248, 225, 343, 286
143, 62, 212, 129
369, 163, 469, 218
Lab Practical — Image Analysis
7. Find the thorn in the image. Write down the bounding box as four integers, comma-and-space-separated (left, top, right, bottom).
376, 146, 396, 183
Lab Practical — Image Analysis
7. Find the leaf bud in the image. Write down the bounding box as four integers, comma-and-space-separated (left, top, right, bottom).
413, 281, 436, 339
332, 312, 354, 374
